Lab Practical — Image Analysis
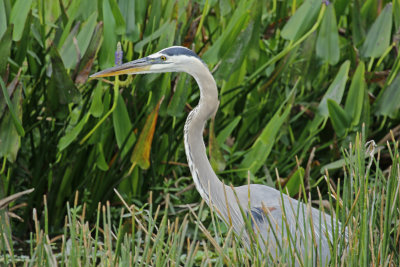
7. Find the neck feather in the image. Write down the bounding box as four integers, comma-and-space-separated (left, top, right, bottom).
183, 63, 224, 206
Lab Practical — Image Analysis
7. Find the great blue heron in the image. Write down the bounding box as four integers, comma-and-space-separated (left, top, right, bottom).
91, 46, 345, 265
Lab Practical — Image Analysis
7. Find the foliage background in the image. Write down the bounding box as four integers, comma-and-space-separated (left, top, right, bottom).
0, 0, 400, 263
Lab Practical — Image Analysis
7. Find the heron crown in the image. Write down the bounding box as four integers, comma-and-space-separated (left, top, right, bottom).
160, 46, 201, 59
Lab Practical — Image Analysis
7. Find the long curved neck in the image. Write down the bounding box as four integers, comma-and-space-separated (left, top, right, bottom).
184, 63, 226, 208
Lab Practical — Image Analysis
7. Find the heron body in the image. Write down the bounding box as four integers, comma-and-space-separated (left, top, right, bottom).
91, 46, 343, 266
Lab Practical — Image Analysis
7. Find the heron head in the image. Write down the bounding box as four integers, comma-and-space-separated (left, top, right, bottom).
90, 46, 204, 78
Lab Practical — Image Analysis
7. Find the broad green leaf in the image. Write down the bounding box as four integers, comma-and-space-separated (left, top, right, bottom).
395, 0, 400, 31
218, 1, 253, 58
156, 20, 176, 51
61, 11, 97, 69
309, 61, 350, 133
89, 83, 104, 118
47, 47, 81, 118
216, 116, 242, 146
317, 60, 350, 117
57, 9, 79, 50
96, 143, 109, 171
30, 23, 44, 49
14, 11, 31, 66
113, 93, 136, 158
76, 0, 97, 20
209, 119, 226, 172
109, 0, 126, 35
0, 84, 22, 162
75, 22, 103, 84
375, 73, 400, 118
130, 98, 163, 170
167, 73, 190, 117
0, 25, 12, 76
334, 0, 348, 18
145, 0, 163, 36
58, 113, 89, 151
240, 103, 291, 177
0, 0, 6, 38
118, 165, 140, 197
220, 61, 247, 114
361, 3, 392, 58
134, 0, 146, 26
327, 99, 351, 137
202, 0, 253, 65
283, 167, 304, 197
73, 11, 97, 64
99, 0, 117, 69
281, 0, 322, 41
27, 50, 42, 78
9, 0, 31, 41
152, 73, 171, 110
361, 0, 378, 23
56, 167, 73, 208
0, 75, 24, 137
216, 20, 254, 80
65, 0, 82, 19
119, 0, 139, 42
50, 47, 81, 104
194, 0, 211, 41
359, 84, 371, 131
155, 133, 169, 176
219, 0, 231, 16
345, 61, 365, 126
351, 0, 366, 45
247, 0, 263, 62
134, 21, 172, 53
316, 4, 340, 65
60, 23, 81, 69
0, 73, 17, 117
161, 0, 175, 21
57, 0, 81, 50
58, 0, 69, 26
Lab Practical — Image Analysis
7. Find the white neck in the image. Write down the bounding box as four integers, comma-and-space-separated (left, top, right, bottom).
183, 62, 223, 205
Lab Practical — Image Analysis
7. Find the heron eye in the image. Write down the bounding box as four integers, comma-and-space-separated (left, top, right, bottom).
160, 55, 167, 61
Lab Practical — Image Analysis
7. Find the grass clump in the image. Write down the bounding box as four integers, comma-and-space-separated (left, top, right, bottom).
1, 136, 399, 266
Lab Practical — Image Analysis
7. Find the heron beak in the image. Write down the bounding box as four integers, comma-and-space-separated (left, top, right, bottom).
90, 57, 153, 78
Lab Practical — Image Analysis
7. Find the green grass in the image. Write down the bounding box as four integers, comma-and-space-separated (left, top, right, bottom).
1, 136, 399, 266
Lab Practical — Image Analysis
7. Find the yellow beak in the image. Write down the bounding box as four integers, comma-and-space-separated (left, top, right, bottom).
90, 57, 152, 78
